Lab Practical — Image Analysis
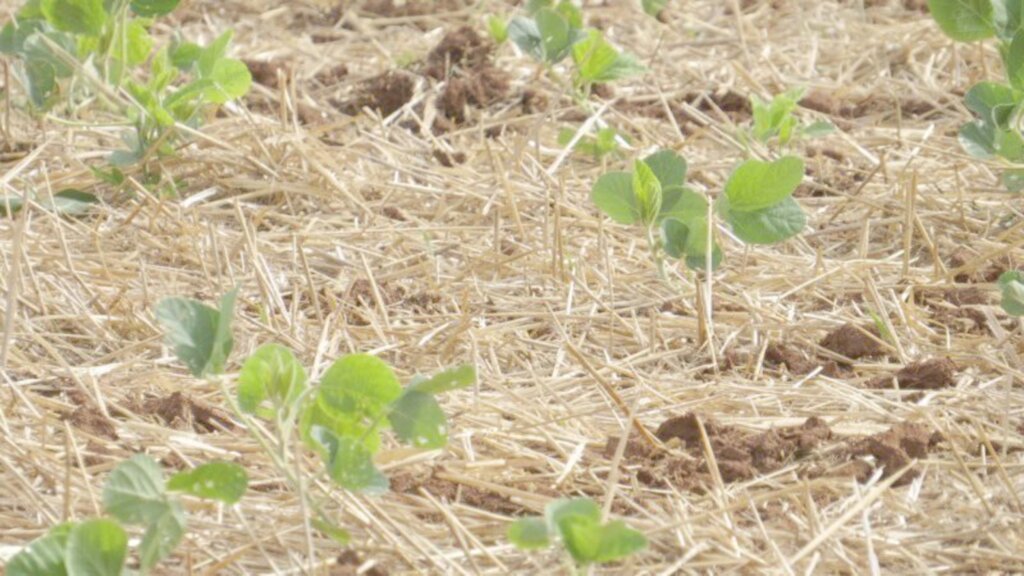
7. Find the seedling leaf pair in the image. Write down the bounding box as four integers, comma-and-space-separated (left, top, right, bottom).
750, 87, 834, 147
507, 498, 647, 566
10, 455, 247, 574
718, 156, 806, 245
591, 148, 689, 226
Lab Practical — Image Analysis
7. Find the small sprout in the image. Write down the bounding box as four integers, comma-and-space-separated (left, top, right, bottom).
558, 126, 626, 160
750, 87, 834, 148
999, 271, 1024, 316
508, 498, 647, 566
487, 15, 508, 44
154, 289, 237, 378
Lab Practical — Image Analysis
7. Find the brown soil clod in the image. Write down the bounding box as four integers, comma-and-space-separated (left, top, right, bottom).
140, 392, 234, 433
846, 423, 942, 486
425, 26, 494, 80
820, 323, 886, 360
948, 248, 1013, 283
244, 59, 290, 89
432, 148, 467, 167
67, 404, 119, 440
869, 358, 957, 391
337, 70, 416, 117
764, 342, 815, 374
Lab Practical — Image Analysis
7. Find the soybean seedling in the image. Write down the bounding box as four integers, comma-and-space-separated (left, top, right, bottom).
504, 1, 643, 154
508, 497, 647, 571
747, 87, 835, 150
7, 455, 248, 575
153, 290, 475, 555
591, 148, 807, 277
928, 0, 1024, 190
0, 0, 252, 172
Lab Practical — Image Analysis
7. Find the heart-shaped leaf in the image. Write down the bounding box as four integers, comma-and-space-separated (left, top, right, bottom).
154, 290, 236, 378
508, 517, 551, 550
928, 0, 996, 42
722, 195, 806, 245
388, 390, 448, 449
168, 461, 248, 504
643, 149, 687, 190
591, 171, 637, 224
724, 156, 804, 212
102, 454, 169, 526
65, 519, 128, 576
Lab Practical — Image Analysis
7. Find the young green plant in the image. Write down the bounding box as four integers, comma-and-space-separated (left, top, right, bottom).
153, 290, 475, 554
7, 455, 247, 575
928, 0, 1024, 190
0, 0, 252, 174
748, 87, 834, 150
591, 148, 807, 275
508, 497, 647, 569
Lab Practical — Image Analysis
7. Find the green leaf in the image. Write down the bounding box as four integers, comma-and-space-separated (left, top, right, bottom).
25, 58, 57, 108
47, 189, 98, 215
928, 0, 996, 41
131, 0, 180, 16
535, 8, 576, 63
1005, 32, 1024, 90
388, 390, 448, 449
994, 0, 1024, 40
410, 364, 476, 394
6, 523, 72, 576
802, 120, 836, 138
507, 16, 543, 61
632, 159, 663, 226
0, 20, 45, 55
959, 120, 998, 157
571, 29, 645, 84
643, 0, 669, 17
238, 344, 307, 413
964, 82, 1017, 128
659, 185, 706, 222
154, 290, 236, 378
591, 520, 648, 563
546, 497, 601, 526
724, 156, 804, 212
41, 0, 107, 36
169, 39, 202, 71
310, 426, 389, 493
102, 454, 169, 525
591, 171, 637, 224
557, 514, 603, 564
508, 517, 550, 550
112, 19, 152, 68
65, 519, 128, 576
661, 215, 721, 270
319, 354, 403, 419
487, 15, 508, 44
139, 501, 185, 572
999, 270, 1024, 315
643, 149, 687, 189
204, 58, 252, 104
311, 518, 351, 545
168, 462, 248, 504
198, 30, 233, 77
721, 195, 806, 245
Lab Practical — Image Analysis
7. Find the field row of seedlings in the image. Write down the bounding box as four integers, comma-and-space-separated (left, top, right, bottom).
0, 0, 1022, 573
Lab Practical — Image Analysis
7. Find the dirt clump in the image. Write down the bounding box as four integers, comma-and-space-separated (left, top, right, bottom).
425, 26, 493, 80
337, 70, 416, 117
869, 359, 957, 391
433, 148, 467, 167
948, 248, 1013, 283
844, 423, 942, 486
67, 404, 119, 440
427, 27, 509, 125
140, 392, 234, 433
614, 413, 834, 489
820, 323, 886, 360
764, 342, 815, 374
333, 549, 386, 576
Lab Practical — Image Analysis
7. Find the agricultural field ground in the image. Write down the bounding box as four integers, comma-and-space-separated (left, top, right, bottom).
1, 0, 1023, 573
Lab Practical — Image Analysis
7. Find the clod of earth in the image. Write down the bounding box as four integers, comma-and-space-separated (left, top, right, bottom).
869, 358, 957, 391
820, 323, 886, 360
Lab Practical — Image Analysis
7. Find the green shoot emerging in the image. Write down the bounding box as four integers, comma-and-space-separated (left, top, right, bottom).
508, 498, 647, 567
